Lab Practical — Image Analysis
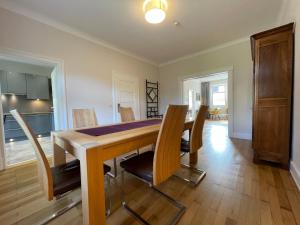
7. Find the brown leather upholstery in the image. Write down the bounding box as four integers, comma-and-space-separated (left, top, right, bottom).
52, 159, 111, 196
120, 151, 154, 183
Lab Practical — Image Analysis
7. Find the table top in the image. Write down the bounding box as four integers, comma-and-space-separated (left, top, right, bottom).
52, 119, 193, 150
77, 119, 162, 136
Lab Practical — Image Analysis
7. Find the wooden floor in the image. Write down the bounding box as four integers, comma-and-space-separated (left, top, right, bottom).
0, 120, 299, 225
5, 136, 52, 166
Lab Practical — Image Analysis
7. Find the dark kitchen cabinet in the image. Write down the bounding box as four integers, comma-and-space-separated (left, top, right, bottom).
6, 72, 27, 95
26, 74, 50, 100
0, 70, 8, 93
4, 113, 53, 141
0, 70, 27, 95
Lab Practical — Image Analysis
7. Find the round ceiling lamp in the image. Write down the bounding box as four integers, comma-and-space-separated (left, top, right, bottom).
143, 0, 168, 24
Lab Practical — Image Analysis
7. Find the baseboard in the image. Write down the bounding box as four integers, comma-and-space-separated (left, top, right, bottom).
233, 132, 252, 140
290, 161, 300, 191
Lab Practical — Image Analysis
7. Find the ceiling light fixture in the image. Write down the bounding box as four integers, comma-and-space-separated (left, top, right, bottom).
143, 0, 168, 24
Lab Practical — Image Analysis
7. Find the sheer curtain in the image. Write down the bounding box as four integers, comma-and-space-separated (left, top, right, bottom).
201, 82, 210, 106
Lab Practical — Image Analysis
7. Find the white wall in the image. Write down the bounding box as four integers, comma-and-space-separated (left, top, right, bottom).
277, 0, 300, 189
159, 40, 253, 139
0, 7, 159, 126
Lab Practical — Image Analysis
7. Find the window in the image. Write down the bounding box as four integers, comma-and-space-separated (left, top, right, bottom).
212, 84, 226, 106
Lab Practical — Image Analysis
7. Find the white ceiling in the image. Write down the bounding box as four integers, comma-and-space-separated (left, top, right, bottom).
0, 0, 283, 65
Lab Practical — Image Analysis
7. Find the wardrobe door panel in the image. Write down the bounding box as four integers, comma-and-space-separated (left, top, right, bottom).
251, 23, 294, 169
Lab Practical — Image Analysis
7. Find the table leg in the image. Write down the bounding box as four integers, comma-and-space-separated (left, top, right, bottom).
52, 135, 66, 166
81, 148, 106, 225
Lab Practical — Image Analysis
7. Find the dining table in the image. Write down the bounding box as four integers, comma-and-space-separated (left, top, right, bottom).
51, 118, 195, 225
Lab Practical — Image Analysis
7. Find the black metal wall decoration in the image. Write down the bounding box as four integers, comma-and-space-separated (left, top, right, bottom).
146, 80, 162, 118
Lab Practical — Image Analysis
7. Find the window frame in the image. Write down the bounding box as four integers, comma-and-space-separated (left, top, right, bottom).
210, 82, 227, 107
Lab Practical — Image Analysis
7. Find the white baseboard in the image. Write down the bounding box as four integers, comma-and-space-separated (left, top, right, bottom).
233, 132, 252, 140
290, 161, 300, 191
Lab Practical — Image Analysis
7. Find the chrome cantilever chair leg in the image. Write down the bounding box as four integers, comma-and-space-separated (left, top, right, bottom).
39, 198, 82, 225
120, 170, 186, 225
121, 149, 140, 161
106, 174, 112, 216
108, 158, 118, 178
174, 153, 206, 187
179, 163, 206, 186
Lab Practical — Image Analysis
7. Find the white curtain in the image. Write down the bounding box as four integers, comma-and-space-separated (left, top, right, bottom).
201, 82, 210, 106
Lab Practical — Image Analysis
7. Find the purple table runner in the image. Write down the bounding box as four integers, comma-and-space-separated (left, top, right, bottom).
77, 119, 162, 137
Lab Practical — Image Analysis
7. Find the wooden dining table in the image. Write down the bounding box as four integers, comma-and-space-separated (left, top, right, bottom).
51, 118, 195, 225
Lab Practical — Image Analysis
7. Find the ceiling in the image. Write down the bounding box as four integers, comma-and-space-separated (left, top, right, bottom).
0, 0, 283, 65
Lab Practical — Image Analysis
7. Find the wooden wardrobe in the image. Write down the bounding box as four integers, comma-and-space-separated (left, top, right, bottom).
251, 23, 294, 169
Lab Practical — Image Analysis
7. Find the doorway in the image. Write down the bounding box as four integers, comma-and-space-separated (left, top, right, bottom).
182, 71, 233, 138
112, 71, 140, 122
0, 49, 67, 169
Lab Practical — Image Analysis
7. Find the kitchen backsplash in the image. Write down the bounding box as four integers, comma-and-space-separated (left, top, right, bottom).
2, 94, 53, 114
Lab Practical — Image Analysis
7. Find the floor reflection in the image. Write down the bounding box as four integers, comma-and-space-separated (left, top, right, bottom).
206, 120, 228, 153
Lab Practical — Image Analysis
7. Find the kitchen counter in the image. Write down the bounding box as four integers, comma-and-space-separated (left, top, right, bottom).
3, 111, 55, 142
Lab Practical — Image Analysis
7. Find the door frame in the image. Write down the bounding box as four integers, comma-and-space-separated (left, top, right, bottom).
112, 71, 140, 123
0, 47, 68, 170
178, 66, 234, 138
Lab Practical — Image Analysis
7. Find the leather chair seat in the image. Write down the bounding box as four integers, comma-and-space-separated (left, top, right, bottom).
51, 159, 111, 196
181, 138, 190, 153
120, 151, 154, 183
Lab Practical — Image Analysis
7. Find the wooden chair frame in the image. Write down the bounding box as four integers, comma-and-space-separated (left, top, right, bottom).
120, 105, 188, 225
10, 110, 83, 224
119, 106, 135, 122
11, 110, 113, 224
177, 105, 208, 186
72, 108, 98, 128
119, 106, 140, 161
11, 110, 54, 200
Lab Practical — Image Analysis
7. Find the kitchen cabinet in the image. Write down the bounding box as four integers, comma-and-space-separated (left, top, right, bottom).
6, 72, 27, 95
4, 113, 53, 141
0, 70, 8, 93
26, 74, 50, 100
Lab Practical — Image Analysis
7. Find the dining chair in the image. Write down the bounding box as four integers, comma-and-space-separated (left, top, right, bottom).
120, 105, 188, 225
72, 108, 118, 178
10, 109, 112, 223
119, 106, 140, 157
180, 105, 208, 186
72, 108, 98, 128
119, 106, 135, 122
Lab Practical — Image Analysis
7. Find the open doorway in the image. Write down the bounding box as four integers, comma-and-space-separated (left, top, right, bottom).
0, 58, 54, 166
182, 71, 233, 137
0, 50, 67, 169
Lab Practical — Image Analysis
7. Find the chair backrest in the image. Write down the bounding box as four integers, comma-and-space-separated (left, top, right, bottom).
190, 105, 208, 154
153, 105, 188, 186
119, 106, 135, 122
72, 108, 98, 128
10, 110, 54, 200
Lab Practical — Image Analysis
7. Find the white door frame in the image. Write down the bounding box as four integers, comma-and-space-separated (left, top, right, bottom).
178, 66, 234, 138
0, 47, 68, 170
112, 71, 140, 123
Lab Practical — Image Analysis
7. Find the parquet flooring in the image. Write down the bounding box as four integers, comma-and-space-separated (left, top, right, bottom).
0, 121, 299, 225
